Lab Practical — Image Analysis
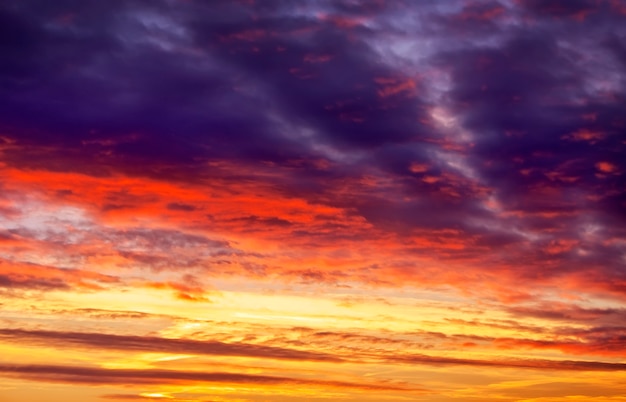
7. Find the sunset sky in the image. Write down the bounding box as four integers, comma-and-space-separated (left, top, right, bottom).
1, 0, 626, 401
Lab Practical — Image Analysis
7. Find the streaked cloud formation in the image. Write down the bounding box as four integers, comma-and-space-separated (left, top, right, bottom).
1, 0, 625, 401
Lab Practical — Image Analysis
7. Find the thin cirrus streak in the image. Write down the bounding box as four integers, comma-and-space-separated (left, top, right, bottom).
2, 328, 626, 371
0, 364, 416, 391
0, 0, 625, 401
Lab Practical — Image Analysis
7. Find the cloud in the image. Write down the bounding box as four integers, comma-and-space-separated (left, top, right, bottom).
518, 0, 604, 21
0, 0, 624, 321
493, 334, 626, 358
1, 2, 626, 400
0, 273, 70, 291
0, 363, 413, 392
165, 203, 197, 212
0, 328, 343, 362
507, 303, 626, 323
0, 259, 120, 293
388, 353, 626, 372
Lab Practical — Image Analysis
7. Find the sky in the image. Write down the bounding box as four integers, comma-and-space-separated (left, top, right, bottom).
0, 0, 625, 401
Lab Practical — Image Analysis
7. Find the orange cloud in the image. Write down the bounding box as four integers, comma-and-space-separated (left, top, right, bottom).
377, 78, 417, 98
561, 128, 605, 143
596, 161, 617, 173
0, 259, 120, 292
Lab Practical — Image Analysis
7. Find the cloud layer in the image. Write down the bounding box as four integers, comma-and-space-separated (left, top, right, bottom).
1, 0, 625, 401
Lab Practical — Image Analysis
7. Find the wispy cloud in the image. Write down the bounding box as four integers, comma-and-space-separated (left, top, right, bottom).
0, 328, 342, 362
0, 363, 415, 392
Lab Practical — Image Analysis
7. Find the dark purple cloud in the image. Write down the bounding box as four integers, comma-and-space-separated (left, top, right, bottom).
0, 0, 624, 297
